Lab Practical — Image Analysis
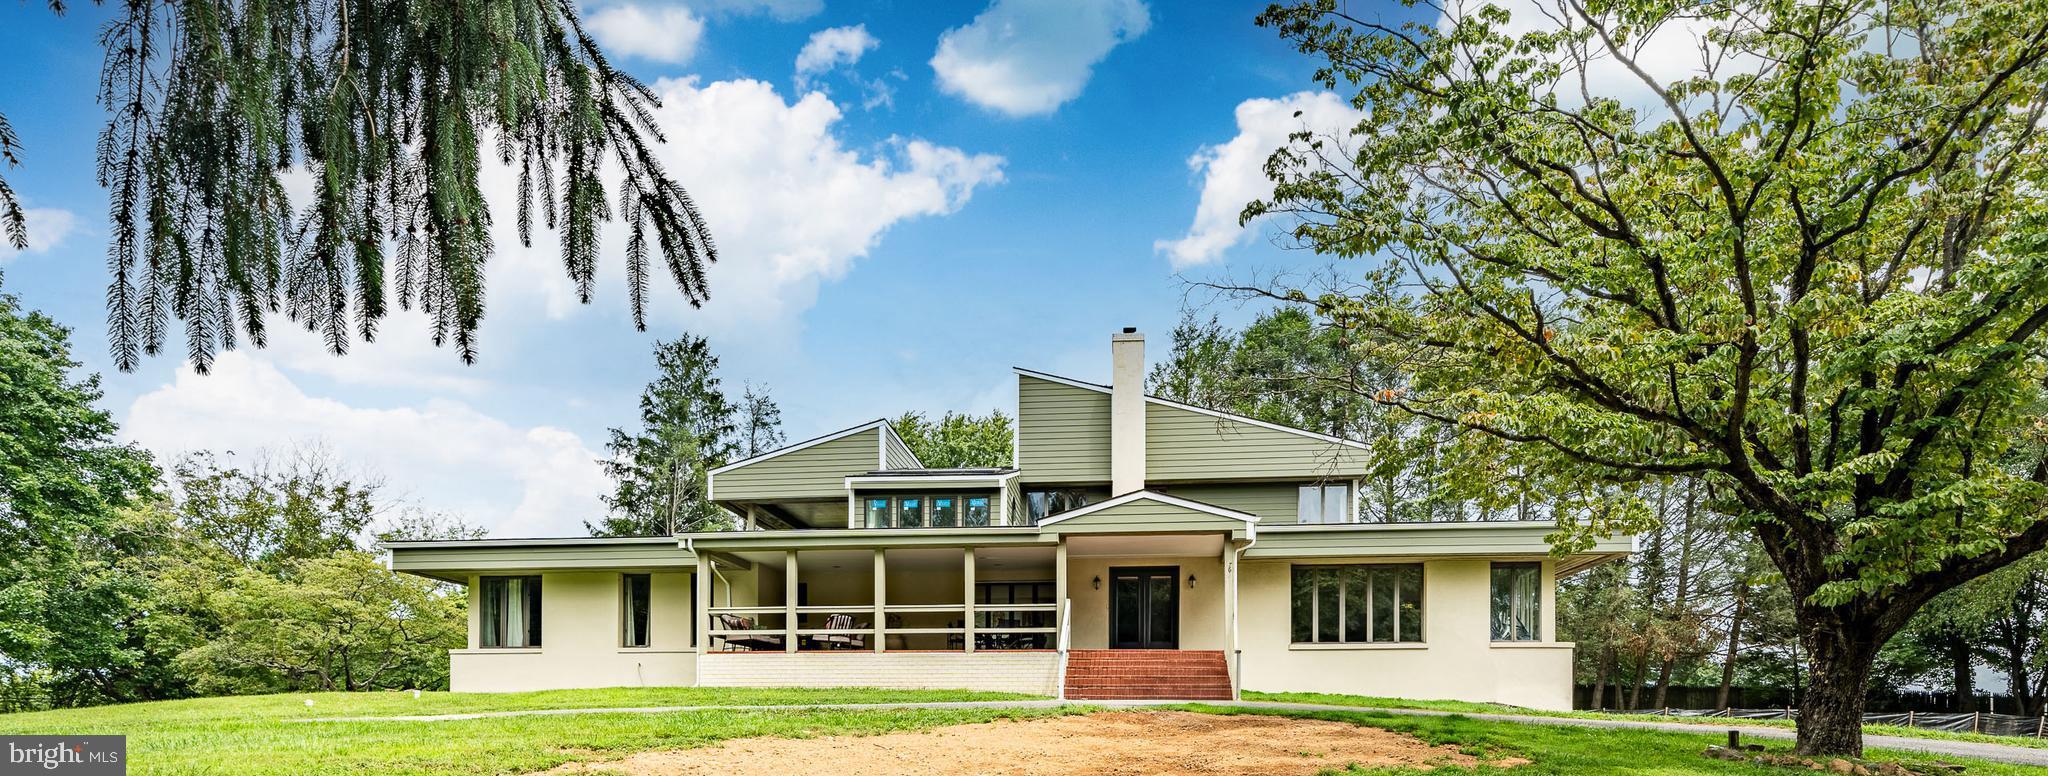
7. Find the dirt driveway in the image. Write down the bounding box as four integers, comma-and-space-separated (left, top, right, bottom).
540, 710, 1518, 775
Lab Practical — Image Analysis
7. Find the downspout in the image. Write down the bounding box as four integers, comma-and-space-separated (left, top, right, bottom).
1231, 522, 1256, 700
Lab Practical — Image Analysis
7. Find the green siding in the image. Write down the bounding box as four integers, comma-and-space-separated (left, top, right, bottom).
713, 428, 880, 500
1017, 376, 1110, 484
1245, 524, 1633, 558
1160, 482, 1302, 522
882, 429, 922, 469
1146, 402, 1368, 481
1042, 497, 1250, 535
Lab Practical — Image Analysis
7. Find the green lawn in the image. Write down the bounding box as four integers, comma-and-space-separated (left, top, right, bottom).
0, 689, 1062, 776
1243, 690, 2048, 751
0, 689, 2037, 775
1185, 705, 2045, 775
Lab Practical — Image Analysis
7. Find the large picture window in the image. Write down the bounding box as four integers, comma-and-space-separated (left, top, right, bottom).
621, 574, 651, 648
1491, 562, 1542, 641
480, 575, 542, 648
1291, 565, 1421, 644
1296, 483, 1353, 524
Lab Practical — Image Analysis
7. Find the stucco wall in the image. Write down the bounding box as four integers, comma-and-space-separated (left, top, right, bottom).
451, 570, 697, 692
1236, 558, 1574, 710
698, 651, 1058, 695
1063, 554, 1225, 650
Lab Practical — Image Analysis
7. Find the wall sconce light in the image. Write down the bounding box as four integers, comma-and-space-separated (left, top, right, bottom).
1187, 574, 1197, 589
1092, 575, 1102, 591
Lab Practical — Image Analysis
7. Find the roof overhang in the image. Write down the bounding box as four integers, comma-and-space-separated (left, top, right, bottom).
384, 536, 695, 583
845, 471, 1022, 489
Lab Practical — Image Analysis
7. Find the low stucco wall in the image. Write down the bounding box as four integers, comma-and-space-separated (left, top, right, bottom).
452, 570, 697, 692
1236, 558, 1575, 710
698, 651, 1059, 696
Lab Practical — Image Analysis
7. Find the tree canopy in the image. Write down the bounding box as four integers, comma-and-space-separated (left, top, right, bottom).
1255, 0, 2048, 755
74, 0, 716, 372
891, 411, 1013, 469
594, 335, 783, 536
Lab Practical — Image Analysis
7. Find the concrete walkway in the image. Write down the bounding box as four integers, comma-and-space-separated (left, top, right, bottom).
302, 698, 2048, 767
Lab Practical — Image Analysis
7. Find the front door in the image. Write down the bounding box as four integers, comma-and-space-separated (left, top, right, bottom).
1108, 566, 1179, 649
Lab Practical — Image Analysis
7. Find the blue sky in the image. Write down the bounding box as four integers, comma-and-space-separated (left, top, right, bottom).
0, 0, 1410, 536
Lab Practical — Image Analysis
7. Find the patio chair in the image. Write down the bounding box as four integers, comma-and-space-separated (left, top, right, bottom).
715, 613, 785, 652
812, 613, 867, 650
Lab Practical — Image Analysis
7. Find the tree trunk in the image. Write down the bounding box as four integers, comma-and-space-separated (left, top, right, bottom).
1627, 646, 1649, 710
1652, 657, 1675, 709
1945, 632, 1977, 713
1590, 645, 1614, 709
1717, 582, 1747, 710
1794, 620, 1882, 756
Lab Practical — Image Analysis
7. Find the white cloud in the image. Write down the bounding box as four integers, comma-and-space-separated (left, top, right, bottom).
1438, 0, 1754, 110
0, 207, 78, 261
1155, 91, 1363, 269
257, 309, 492, 395
585, 3, 706, 64
124, 352, 609, 537
795, 25, 880, 91
699, 0, 819, 21
930, 0, 1150, 117
487, 78, 1006, 338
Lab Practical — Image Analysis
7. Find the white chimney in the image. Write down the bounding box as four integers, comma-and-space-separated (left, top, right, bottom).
1111, 327, 1146, 496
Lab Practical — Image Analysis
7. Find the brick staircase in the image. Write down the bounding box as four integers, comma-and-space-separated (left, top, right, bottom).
1062, 649, 1234, 700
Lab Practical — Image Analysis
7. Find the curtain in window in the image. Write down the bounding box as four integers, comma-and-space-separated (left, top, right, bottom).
504, 577, 528, 648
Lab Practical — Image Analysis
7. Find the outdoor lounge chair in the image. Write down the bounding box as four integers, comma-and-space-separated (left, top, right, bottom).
811, 613, 866, 650
715, 613, 785, 652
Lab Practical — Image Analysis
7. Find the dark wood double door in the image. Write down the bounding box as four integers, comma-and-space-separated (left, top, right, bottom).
1108, 566, 1179, 650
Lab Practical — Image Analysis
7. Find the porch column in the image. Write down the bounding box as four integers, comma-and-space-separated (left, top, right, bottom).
467, 575, 482, 650
1053, 540, 1068, 646
873, 549, 887, 652
785, 550, 799, 653
962, 547, 977, 653
695, 556, 712, 653
1223, 538, 1240, 699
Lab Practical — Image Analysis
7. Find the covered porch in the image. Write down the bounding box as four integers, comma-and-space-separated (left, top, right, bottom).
694, 544, 1067, 654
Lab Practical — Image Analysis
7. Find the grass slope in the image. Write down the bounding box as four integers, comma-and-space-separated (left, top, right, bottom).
1, 688, 2037, 775
1189, 705, 2045, 775
0, 688, 1055, 776
1243, 691, 2048, 752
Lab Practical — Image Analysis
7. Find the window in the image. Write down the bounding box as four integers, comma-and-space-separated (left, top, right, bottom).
864, 497, 893, 528
1297, 483, 1353, 524
1025, 488, 1106, 523
1290, 565, 1421, 644
1491, 562, 1542, 641
965, 496, 992, 527
621, 574, 651, 648
898, 497, 924, 528
930, 497, 959, 527
480, 575, 542, 648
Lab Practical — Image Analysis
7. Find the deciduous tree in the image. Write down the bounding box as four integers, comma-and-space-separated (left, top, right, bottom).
891, 411, 1013, 468
1255, 0, 2048, 754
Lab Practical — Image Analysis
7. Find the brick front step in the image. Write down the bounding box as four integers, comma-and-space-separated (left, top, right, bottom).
1063, 649, 1233, 700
